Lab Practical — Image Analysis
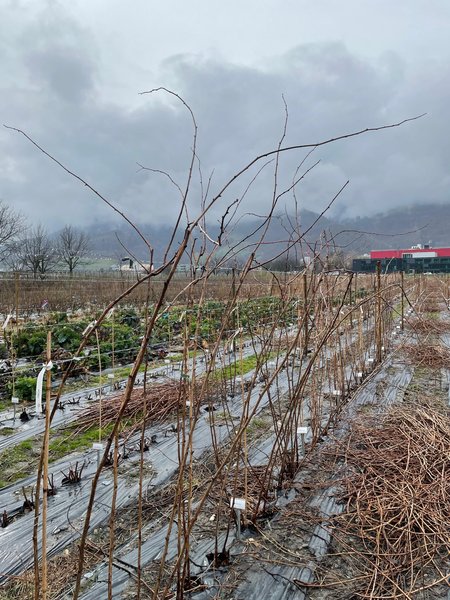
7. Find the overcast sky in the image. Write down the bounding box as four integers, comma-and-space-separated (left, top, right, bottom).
1, 0, 449, 232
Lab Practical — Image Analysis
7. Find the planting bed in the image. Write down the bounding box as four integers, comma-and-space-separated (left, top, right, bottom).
1, 272, 447, 599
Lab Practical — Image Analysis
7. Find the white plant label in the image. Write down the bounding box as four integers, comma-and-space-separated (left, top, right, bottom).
297, 426, 308, 435
11, 396, 19, 404
92, 442, 104, 450
230, 497, 246, 511
107, 373, 115, 379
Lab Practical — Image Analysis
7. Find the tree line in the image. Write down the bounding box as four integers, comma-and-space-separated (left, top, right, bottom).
0, 199, 350, 277
0, 200, 89, 277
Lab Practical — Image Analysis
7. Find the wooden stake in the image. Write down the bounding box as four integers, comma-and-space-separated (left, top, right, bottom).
376, 261, 382, 363
401, 270, 405, 332
111, 309, 115, 370
348, 272, 353, 328
239, 307, 248, 518
303, 272, 309, 357
41, 331, 51, 600
14, 272, 19, 325
95, 329, 103, 445
107, 429, 119, 600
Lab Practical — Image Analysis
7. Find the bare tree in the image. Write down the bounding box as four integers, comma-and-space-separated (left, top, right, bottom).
20, 224, 57, 278
0, 200, 26, 262
3, 239, 24, 271
57, 225, 90, 274
267, 255, 306, 272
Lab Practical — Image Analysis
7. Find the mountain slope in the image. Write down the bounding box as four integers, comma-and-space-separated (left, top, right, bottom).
83, 202, 450, 262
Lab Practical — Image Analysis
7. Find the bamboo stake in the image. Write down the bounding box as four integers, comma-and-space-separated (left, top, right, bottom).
137, 280, 151, 600
401, 270, 405, 332
303, 272, 309, 357
111, 309, 115, 370
136, 389, 147, 600
41, 331, 52, 600
15, 272, 19, 325
107, 429, 119, 600
95, 329, 103, 446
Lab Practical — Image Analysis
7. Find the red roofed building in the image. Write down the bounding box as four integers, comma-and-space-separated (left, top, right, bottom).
353, 244, 450, 273
370, 245, 450, 260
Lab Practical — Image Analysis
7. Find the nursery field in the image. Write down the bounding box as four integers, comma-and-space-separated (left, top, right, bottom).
0, 271, 448, 600
0, 270, 279, 316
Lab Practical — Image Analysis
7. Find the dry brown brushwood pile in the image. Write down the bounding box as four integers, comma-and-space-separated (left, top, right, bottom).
69, 379, 222, 437
68, 381, 184, 436
407, 316, 450, 335
401, 343, 450, 369
325, 404, 450, 599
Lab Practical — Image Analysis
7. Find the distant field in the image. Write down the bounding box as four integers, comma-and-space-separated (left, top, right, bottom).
81, 257, 117, 271
0, 269, 285, 313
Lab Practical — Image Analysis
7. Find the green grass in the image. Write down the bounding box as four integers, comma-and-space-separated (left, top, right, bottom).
391, 300, 403, 319
0, 439, 38, 488
212, 352, 276, 381
246, 416, 268, 435
61, 358, 173, 393
0, 347, 275, 488
0, 427, 15, 436
48, 423, 114, 461
0, 387, 34, 411
427, 311, 440, 320
0, 422, 116, 489
0, 399, 15, 412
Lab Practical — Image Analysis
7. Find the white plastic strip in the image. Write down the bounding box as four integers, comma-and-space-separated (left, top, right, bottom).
82, 320, 97, 337
35, 361, 53, 414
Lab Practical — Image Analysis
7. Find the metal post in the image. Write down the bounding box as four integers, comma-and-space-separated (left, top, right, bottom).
230, 497, 245, 540
297, 426, 308, 457
235, 509, 241, 540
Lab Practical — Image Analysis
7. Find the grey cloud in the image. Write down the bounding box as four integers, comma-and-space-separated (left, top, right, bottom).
24, 44, 96, 103
0, 6, 447, 237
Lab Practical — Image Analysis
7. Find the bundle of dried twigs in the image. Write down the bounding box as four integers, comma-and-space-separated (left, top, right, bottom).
407, 316, 450, 334
329, 404, 450, 599
70, 379, 223, 437
71, 381, 188, 435
402, 342, 450, 368
420, 300, 442, 313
